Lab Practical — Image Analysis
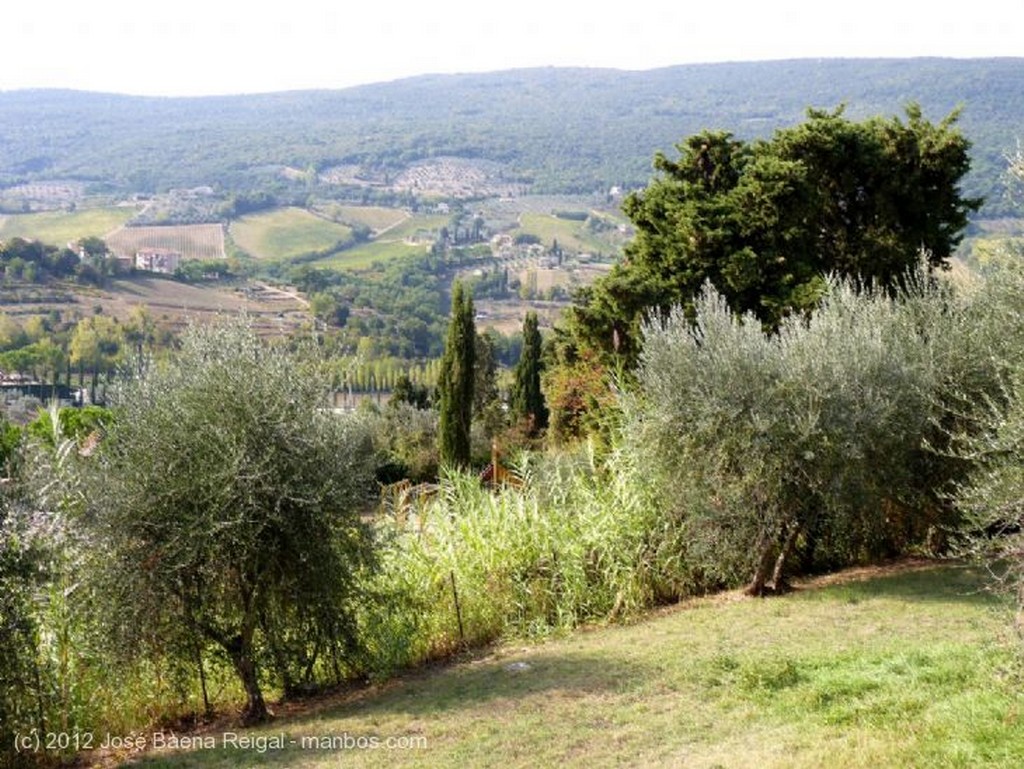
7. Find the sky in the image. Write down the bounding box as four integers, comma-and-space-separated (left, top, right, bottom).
2, 0, 1020, 97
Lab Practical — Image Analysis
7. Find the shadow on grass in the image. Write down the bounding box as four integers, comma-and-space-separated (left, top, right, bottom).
121, 650, 648, 768
805, 561, 1007, 607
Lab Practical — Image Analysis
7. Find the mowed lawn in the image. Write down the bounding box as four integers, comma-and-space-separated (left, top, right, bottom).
229, 207, 353, 261
0, 207, 136, 245
111, 562, 1024, 769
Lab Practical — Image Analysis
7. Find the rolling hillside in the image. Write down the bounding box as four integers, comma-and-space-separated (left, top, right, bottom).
0, 59, 1021, 214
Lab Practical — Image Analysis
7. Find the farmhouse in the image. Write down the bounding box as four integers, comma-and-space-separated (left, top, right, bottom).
135, 248, 181, 274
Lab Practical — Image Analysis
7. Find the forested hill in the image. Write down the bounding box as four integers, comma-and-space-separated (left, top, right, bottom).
1, 58, 1021, 214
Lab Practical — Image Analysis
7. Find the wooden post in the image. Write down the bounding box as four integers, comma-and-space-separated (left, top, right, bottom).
450, 570, 465, 644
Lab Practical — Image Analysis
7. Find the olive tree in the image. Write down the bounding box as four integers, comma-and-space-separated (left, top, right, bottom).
625, 275, 973, 595
90, 318, 376, 723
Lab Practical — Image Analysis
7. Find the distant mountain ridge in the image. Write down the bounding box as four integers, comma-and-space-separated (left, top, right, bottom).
0, 58, 1021, 214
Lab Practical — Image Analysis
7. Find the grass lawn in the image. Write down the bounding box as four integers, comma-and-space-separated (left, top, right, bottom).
0, 207, 135, 245
105, 561, 1024, 768
229, 207, 353, 261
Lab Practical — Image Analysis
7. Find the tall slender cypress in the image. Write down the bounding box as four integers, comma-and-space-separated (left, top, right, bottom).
438, 280, 475, 468
511, 311, 547, 434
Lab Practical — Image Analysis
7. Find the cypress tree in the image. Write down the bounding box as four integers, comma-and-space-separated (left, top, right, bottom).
438, 280, 476, 468
511, 311, 548, 434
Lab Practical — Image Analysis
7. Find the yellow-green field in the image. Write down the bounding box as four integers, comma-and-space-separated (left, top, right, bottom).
317, 239, 429, 269
317, 214, 448, 270
229, 207, 354, 261
0, 206, 136, 246
313, 203, 411, 233
517, 212, 627, 255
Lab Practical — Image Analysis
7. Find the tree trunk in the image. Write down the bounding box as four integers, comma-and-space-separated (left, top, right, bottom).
769, 523, 801, 594
746, 529, 776, 597
219, 604, 270, 725
231, 647, 269, 725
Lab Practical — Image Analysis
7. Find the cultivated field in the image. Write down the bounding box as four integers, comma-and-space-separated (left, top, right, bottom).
0, 276, 309, 336
106, 224, 227, 260
229, 207, 352, 261
517, 211, 629, 256
312, 203, 411, 233
0, 207, 136, 246
316, 214, 448, 270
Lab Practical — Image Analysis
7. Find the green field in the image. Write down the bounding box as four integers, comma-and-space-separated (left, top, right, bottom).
229, 207, 354, 261
518, 212, 626, 256
0, 206, 136, 246
113, 562, 1024, 769
313, 203, 411, 233
316, 214, 448, 270
317, 238, 428, 269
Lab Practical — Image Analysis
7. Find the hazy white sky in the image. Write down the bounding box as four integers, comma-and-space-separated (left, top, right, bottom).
2, 0, 1019, 96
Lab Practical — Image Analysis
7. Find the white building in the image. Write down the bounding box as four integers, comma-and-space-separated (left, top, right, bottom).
135, 248, 181, 274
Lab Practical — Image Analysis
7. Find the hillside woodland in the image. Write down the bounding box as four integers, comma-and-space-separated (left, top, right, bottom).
0, 59, 1022, 213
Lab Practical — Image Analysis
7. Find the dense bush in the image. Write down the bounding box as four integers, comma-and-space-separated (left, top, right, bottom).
6, 263, 1024, 759
0, 499, 50, 768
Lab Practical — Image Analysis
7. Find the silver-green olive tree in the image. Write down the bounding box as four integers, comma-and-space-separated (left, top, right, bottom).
625, 274, 991, 596
953, 153, 1024, 639
90, 318, 376, 723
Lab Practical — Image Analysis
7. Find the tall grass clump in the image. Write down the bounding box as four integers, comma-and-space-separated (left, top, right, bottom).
624, 271, 1010, 596
354, 447, 663, 678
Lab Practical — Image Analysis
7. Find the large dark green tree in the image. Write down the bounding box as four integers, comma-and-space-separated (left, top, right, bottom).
90, 318, 376, 724
438, 281, 476, 468
568, 105, 981, 365
511, 311, 548, 434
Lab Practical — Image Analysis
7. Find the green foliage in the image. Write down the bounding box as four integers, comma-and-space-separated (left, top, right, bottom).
438, 282, 475, 469
26, 404, 111, 449
951, 263, 1024, 640
472, 330, 506, 449
374, 377, 440, 483
0, 237, 91, 286
0, 497, 50, 768
569, 106, 980, 366
287, 253, 448, 358
89, 317, 377, 723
